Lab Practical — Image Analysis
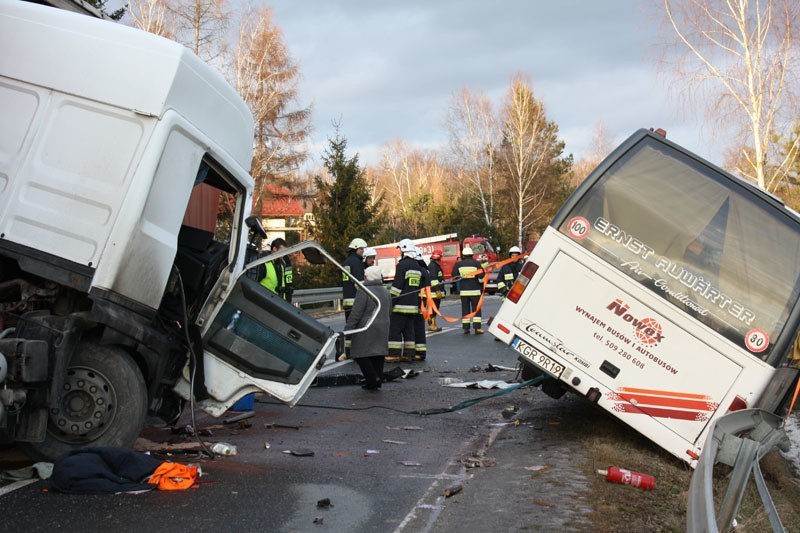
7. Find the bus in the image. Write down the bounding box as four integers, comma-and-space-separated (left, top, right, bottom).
488, 128, 800, 466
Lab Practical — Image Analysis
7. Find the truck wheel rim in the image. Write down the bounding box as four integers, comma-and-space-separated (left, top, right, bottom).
49, 366, 116, 442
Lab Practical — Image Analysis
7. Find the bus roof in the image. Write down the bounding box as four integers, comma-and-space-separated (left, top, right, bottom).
0, 0, 254, 170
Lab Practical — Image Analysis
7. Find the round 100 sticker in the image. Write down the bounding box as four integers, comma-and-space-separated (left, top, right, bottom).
567, 216, 590, 240
744, 329, 769, 353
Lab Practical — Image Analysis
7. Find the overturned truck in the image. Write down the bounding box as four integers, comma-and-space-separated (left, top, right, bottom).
0, 2, 372, 460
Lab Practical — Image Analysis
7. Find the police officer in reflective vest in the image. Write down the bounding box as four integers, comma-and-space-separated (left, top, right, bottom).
342, 238, 367, 357
260, 238, 290, 299
388, 240, 423, 361
451, 246, 484, 334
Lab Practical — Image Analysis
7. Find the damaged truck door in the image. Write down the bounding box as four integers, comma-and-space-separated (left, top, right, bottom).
0, 2, 370, 460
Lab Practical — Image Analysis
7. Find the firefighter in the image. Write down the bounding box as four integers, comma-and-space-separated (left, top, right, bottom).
387, 240, 422, 362
427, 251, 445, 332
363, 247, 377, 270
497, 245, 524, 296
412, 246, 430, 361
342, 237, 368, 358
451, 246, 484, 334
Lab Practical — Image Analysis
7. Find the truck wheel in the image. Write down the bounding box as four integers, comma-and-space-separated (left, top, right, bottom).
20, 341, 147, 461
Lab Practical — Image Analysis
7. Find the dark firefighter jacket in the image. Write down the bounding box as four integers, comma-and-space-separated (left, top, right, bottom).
451, 257, 484, 297
390, 255, 426, 313
342, 251, 365, 308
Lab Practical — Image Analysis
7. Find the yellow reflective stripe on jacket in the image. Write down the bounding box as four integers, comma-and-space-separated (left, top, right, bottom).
392, 304, 419, 314
459, 289, 481, 296
458, 266, 478, 278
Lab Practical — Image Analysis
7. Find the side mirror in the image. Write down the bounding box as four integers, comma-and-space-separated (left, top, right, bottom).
301, 247, 326, 265
245, 216, 267, 239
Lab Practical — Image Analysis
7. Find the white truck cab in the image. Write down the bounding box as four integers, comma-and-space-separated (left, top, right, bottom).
0, 1, 370, 460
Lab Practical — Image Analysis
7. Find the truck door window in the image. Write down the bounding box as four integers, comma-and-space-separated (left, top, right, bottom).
176, 159, 243, 318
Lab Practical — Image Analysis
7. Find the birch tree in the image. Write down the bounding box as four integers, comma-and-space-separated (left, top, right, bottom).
231, 5, 311, 214
445, 88, 499, 229
168, 0, 229, 62
661, 0, 800, 191
127, 0, 174, 38
499, 75, 568, 247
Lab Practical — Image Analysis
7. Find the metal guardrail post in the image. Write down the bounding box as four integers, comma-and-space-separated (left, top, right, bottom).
687, 409, 791, 533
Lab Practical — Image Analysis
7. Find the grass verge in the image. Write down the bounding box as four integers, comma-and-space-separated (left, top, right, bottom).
578, 408, 800, 532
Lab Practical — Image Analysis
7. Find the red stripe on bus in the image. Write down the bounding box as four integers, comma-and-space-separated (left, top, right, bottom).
617, 392, 716, 412
617, 387, 711, 400
613, 403, 709, 421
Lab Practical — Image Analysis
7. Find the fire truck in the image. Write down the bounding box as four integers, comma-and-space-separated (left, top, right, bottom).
373, 233, 497, 284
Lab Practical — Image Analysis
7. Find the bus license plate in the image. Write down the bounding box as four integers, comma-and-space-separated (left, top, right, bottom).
512, 337, 565, 378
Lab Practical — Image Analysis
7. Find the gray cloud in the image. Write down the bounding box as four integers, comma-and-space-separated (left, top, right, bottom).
269, 0, 722, 169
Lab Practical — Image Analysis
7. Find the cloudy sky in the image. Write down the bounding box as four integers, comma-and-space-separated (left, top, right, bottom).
266, 0, 724, 169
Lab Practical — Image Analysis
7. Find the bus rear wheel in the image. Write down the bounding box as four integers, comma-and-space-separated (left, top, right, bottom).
20, 341, 147, 462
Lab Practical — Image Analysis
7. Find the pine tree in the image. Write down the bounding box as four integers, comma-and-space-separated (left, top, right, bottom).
310, 129, 382, 286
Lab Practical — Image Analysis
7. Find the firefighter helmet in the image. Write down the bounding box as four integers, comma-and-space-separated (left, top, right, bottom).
349, 238, 367, 250
509, 245, 522, 255
414, 246, 423, 260
399, 240, 416, 253
462, 246, 474, 256
363, 247, 377, 258
431, 251, 442, 260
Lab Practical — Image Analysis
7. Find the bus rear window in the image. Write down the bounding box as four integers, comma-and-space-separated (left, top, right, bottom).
559, 141, 800, 359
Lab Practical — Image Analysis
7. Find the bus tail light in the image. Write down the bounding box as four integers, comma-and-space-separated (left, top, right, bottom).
728, 395, 747, 412
507, 262, 539, 303
496, 323, 510, 334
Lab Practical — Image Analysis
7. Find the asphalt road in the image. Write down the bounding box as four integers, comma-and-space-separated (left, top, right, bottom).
0, 296, 597, 532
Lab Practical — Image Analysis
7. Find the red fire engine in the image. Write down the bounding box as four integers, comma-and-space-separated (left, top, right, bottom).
372, 233, 497, 283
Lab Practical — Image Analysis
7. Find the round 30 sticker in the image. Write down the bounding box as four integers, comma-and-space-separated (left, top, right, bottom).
567, 216, 590, 240
744, 329, 769, 353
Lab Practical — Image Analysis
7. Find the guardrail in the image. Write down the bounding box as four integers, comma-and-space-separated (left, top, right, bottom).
687, 409, 791, 532
292, 287, 343, 312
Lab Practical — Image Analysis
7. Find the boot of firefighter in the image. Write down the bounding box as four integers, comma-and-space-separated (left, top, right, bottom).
428, 316, 442, 332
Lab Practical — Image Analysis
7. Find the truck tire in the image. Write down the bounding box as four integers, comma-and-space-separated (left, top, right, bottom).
20, 341, 147, 461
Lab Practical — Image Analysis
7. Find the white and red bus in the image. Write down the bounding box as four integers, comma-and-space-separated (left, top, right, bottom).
488, 128, 800, 466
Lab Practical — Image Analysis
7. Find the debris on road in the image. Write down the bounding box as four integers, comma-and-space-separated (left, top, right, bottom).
462, 455, 497, 469
382, 439, 407, 445
524, 465, 549, 472
502, 405, 519, 419
223, 411, 255, 424
383, 366, 405, 381
210, 442, 237, 456
485, 364, 516, 372
264, 441, 270, 449
265, 423, 301, 430
444, 483, 462, 498
282, 449, 315, 457
313, 517, 324, 525
316, 497, 333, 508
443, 380, 515, 389
399, 461, 421, 467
